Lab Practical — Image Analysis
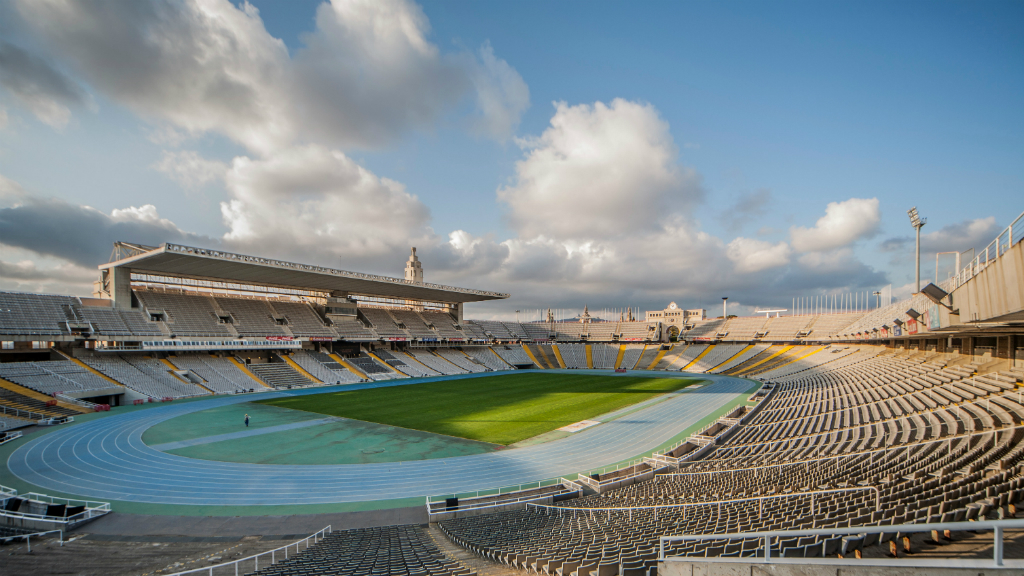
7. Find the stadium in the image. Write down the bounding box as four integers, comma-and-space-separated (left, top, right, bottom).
2, 2, 1023, 575
0, 209, 1022, 576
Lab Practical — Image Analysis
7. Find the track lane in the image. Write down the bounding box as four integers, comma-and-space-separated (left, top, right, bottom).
8, 371, 753, 505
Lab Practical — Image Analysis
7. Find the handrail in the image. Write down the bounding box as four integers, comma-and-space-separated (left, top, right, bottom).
426, 478, 564, 503
659, 518, 1024, 567
527, 485, 879, 515
0, 430, 23, 446
950, 209, 1024, 291
0, 529, 64, 552
164, 525, 331, 576
0, 404, 47, 421
55, 393, 101, 410
426, 488, 581, 516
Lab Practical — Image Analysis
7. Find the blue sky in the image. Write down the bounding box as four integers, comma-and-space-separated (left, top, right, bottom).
0, 0, 1020, 319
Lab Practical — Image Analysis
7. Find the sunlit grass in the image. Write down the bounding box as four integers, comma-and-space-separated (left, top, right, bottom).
256, 372, 695, 445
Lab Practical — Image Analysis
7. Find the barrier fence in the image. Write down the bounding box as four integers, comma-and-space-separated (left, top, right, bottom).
659, 518, 1024, 568
527, 485, 880, 521
165, 525, 331, 576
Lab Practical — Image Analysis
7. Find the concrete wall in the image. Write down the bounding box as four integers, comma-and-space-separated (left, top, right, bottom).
952, 240, 1024, 324
661, 558, 1024, 576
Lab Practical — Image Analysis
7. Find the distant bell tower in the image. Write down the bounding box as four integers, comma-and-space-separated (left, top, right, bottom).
405, 247, 424, 284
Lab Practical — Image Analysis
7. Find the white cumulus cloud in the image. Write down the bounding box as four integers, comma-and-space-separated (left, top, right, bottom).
219, 145, 433, 265
153, 150, 228, 189
498, 99, 701, 240
13, 0, 529, 153
726, 237, 791, 273
790, 197, 880, 252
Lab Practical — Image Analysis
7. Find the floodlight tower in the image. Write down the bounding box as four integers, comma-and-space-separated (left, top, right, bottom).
907, 207, 927, 293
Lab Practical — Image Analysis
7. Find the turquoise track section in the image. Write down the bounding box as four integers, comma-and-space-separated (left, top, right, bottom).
8, 371, 752, 506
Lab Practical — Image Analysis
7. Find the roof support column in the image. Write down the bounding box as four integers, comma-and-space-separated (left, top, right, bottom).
110, 266, 133, 310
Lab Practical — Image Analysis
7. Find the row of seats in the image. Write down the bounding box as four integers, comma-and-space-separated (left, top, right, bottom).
246, 525, 474, 576
0, 361, 115, 395
81, 354, 210, 399
169, 354, 263, 393
437, 345, 1024, 571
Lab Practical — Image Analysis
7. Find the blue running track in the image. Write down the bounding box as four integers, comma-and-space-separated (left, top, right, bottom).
8, 371, 752, 505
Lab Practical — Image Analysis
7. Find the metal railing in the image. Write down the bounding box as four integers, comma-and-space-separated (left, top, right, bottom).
1, 492, 112, 526
0, 528, 64, 552
659, 518, 1024, 568
0, 404, 47, 421
0, 430, 23, 446
55, 394, 102, 410
527, 485, 879, 519
164, 525, 331, 576
426, 486, 582, 516
579, 457, 648, 478
950, 209, 1024, 291
427, 478, 565, 505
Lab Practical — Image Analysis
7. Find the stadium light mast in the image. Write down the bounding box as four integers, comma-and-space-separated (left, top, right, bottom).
907, 207, 926, 293
872, 291, 881, 309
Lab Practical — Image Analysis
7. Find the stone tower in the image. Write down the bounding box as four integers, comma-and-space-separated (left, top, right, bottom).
405, 247, 424, 284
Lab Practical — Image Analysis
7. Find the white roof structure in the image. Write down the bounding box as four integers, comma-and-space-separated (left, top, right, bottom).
101, 243, 508, 303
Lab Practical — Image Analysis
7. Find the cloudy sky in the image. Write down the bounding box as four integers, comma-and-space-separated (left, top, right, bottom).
0, 0, 1021, 320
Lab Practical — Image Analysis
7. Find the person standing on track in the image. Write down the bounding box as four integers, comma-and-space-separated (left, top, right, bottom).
244, 413, 250, 427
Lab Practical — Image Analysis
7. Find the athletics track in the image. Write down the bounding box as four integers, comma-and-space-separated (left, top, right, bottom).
8, 371, 755, 506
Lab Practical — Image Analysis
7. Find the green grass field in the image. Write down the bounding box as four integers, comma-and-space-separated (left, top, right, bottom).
256, 373, 696, 445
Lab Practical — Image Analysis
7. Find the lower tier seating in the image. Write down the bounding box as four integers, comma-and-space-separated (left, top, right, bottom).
247, 525, 475, 576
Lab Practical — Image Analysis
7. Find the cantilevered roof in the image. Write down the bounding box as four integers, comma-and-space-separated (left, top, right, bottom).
100, 243, 508, 303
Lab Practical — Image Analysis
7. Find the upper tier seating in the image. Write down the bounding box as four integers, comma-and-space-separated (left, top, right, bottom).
0, 361, 115, 396
359, 308, 410, 339
270, 301, 334, 337
390, 309, 437, 339
522, 323, 553, 341
0, 291, 79, 336
619, 322, 659, 341
460, 322, 489, 340
471, 320, 515, 340
684, 318, 726, 340
554, 323, 587, 342
763, 315, 814, 341
422, 311, 464, 339
134, 290, 233, 337
331, 315, 377, 339
502, 322, 529, 340
214, 296, 288, 337
721, 317, 769, 341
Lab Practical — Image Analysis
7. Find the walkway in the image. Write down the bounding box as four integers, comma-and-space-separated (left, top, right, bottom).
8, 371, 753, 506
